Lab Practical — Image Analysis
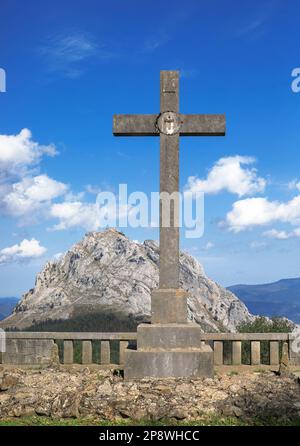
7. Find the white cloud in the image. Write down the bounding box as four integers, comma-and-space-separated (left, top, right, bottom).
49, 198, 133, 232
0, 129, 69, 223
223, 195, 300, 232
288, 179, 300, 191
0, 239, 47, 265
185, 156, 266, 197
263, 228, 300, 240
3, 174, 68, 217
50, 201, 101, 231
0, 128, 57, 180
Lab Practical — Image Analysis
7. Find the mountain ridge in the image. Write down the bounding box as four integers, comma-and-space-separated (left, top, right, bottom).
228, 278, 300, 323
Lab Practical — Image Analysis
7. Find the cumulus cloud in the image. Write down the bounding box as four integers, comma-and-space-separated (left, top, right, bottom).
263, 228, 300, 240
0, 128, 57, 180
49, 198, 133, 232
185, 156, 266, 197
0, 129, 69, 223
50, 201, 101, 231
3, 175, 68, 217
0, 239, 47, 265
223, 195, 300, 232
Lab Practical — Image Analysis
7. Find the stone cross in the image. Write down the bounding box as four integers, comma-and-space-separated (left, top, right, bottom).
113, 71, 225, 291
113, 71, 226, 379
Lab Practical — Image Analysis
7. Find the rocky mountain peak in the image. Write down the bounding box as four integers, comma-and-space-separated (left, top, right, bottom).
1, 229, 253, 331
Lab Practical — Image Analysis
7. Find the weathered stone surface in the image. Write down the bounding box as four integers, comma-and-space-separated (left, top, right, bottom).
251, 341, 261, 366
0, 367, 300, 422
270, 341, 279, 365
82, 341, 92, 365
214, 341, 223, 366
232, 341, 242, 365
124, 345, 214, 379
289, 334, 300, 366
0, 230, 253, 332
2, 339, 55, 365
63, 341, 73, 365
279, 341, 290, 375
137, 323, 202, 350
151, 289, 187, 324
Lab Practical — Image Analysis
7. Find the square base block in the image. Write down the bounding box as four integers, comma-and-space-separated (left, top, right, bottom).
151, 288, 187, 324
137, 323, 202, 350
124, 345, 213, 379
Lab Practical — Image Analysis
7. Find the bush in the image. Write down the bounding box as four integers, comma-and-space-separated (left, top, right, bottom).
236, 316, 293, 365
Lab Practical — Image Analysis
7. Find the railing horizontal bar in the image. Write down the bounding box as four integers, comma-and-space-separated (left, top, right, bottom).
4, 332, 289, 341
5, 332, 137, 341
200, 333, 288, 341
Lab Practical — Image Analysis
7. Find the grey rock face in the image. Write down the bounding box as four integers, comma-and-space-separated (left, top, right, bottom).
1, 229, 253, 331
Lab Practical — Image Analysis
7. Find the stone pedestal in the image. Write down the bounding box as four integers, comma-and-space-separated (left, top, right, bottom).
124, 288, 214, 379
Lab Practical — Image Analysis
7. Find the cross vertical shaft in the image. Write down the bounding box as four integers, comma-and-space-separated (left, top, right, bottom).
159, 71, 179, 289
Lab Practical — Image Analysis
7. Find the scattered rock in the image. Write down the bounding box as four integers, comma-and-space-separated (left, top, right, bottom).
0, 367, 299, 422
0, 373, 19, 391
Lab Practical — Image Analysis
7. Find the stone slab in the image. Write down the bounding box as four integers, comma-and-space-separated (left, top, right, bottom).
137, 323, 202, 350
151, 288, 187, 324
124, 344, 213, 379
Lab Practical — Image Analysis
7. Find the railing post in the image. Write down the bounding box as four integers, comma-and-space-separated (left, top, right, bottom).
82, 340, 93, 364
251, 341, 261, 365
214, 341, 223, 365
100, 341, 110, 364
232, 341, 242, 365
119, 341, 128, 364
270, 341, 279, 365
63, 340, 74, 364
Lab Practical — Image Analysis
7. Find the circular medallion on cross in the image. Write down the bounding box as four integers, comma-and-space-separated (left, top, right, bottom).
156, 112, 181, 135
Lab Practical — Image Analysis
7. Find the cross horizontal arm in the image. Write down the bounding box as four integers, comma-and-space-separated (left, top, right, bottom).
113, 114, 158, 136
180, 114, 225, 136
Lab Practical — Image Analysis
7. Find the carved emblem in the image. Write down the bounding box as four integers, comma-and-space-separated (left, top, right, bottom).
156, 112, 181, 135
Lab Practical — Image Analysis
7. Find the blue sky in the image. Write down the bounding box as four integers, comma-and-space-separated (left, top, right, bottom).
0, 0, 300, 296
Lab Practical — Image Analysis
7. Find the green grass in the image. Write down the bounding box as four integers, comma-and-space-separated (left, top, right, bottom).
1, 416, 300, 427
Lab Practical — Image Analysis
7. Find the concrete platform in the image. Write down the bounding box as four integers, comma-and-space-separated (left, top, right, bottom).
124, 344, 213, 379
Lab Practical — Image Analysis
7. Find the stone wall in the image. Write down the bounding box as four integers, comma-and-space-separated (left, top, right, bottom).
1, 339, 55, 365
